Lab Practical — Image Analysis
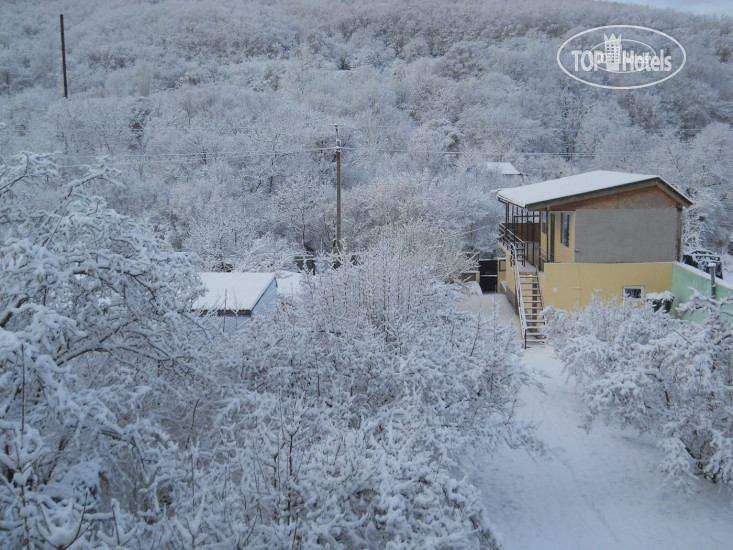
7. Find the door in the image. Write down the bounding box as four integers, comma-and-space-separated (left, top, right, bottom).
478, 259, 499, 293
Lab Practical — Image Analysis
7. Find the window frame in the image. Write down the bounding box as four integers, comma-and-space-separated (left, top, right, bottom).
560, 212, 570, 248
623, 286, 645, 300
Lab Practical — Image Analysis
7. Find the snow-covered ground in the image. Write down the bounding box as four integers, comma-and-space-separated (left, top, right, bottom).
455, 290, 520, 333
468, 328, 733, 549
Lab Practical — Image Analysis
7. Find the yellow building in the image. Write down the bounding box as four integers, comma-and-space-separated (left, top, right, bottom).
496, 171, 692, 342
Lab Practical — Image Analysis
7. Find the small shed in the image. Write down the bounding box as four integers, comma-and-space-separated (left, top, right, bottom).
486, 161, 522, 176
194, 272, 278, 329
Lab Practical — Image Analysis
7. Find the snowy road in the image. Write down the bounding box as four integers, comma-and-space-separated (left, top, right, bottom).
473, 345, 733, 550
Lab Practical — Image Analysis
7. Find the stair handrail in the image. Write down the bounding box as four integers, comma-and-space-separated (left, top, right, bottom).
533, 273, 547, 341
513, 262, 529, 347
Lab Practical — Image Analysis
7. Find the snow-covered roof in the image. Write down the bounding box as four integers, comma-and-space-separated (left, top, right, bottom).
193, 272, 276, 312
486, 161, 521, 175
497, 170, 691, 209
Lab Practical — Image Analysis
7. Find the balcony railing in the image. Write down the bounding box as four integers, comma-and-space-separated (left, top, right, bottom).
499, 223, 526, 267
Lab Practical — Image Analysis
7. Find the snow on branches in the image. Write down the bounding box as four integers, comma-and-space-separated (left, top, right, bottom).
173, 228, 537, 548
548, 294, 733, 494
0, 153, 209, 548
1, 152, 536, 547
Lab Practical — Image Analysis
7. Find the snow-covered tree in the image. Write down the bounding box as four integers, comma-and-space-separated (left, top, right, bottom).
270, 171, 333, 251
548, 294, 733, 493
171, 226, 539, 548
1, 153, 539, 547
183, 199, 296, 272
0, 152, 211, 547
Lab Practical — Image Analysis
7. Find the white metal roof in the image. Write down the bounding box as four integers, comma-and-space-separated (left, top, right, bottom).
193, 272, 276, 312
486, 161, 521, 175
497, 170, 689, 208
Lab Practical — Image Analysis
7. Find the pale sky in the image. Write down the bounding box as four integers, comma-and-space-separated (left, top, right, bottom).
600, 0, 732, 17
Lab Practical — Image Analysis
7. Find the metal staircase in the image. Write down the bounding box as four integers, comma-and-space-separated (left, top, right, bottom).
515, 269, 547, 347
503, 233, 547, 347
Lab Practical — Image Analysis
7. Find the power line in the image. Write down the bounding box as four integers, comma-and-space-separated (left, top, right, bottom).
63, 147, 333, 160
339, 146, 668, 157
56, 147, 335, 168
55, 146, 697, 168
203, 122, 721, 132
54, 127, 723, 168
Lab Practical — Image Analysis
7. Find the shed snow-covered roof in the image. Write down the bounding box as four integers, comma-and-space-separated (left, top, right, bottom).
193, 272, 276, 312
486, 161, 521, 175
497, 170, 691, 209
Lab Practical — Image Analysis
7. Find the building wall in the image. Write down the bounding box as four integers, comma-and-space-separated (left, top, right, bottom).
503, 251, 517, 306
538, 262, 674, 310
550, 212, 575, 263
252, 279, 279, 316
671, 262, 733, 322
574, 208, 679, 263
540, 215, 548, 262
550, 183, 679, 211
497, 245, 521, 308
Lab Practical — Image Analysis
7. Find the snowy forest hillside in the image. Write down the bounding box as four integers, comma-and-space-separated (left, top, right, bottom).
1, 0, 731, 265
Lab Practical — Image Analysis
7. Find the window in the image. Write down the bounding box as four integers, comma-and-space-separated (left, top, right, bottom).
560, 213, 570, 247
623, 286, 645, 300
541, 211, 547, 234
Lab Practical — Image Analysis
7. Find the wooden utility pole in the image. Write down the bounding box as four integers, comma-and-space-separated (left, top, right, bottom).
335, 131, 342, 254
60, 14, 68, 98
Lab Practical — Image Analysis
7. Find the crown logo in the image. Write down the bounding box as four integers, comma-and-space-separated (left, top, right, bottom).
604, 33, 622, 72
